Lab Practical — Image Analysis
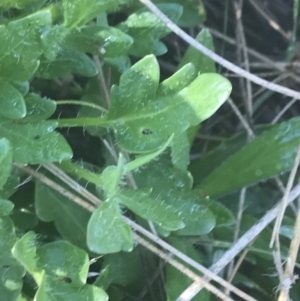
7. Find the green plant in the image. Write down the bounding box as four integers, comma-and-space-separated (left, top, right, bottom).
1, 1, 300, 301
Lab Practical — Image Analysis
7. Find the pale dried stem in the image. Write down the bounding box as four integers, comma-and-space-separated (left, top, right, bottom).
225, 245, 253, 295
14, 163, 95, 212
226, 187, 246, 284
270, 145, 300, 247
233, 0, 253, 120
248, 0, 290, 40
175, 184, 300, 301
278, 208, 300, 301
43, 163, 102, 206
135, 235, 236, 301
17, 164, 257, 301
272, 98, 298, 124
93, 55, 110, 108
227, 98, 255, 139
139, 0, 300, 99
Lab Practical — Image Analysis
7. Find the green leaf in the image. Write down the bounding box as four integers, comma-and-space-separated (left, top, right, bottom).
0, 11, 52, 81
199, 117, 300, 197
0, 216, 25, 301
101, 246, 158, 295
36, 241, 89, 286
37, 48, 97, 79
166, 238, 210, 301
10, 209, 38, 231
41, 25, 69, 60
156, 63, 196, 97
94, 266, 110, 290
0, 0, 45, 10
12, 231, 43, 284
36, 274, 109, 301
87, 200, 133, 254
115, 189, 185, 231
101, 154, 126, 196
189, 131, 247, 186
35, 181, 90, 250
11, 81, 30, 96
179, 29, 216, 73
119, 4, 183, 56
133, 156, 216, 235
0, 120, 72, 164
104, 55, 131, 73
0, 199, 14, 216
0, 174, 20, 199
65, 25, 133, 58
125, 134, 173, 172
62, 0, 131, 29
58, 160, 103, 186
204, 199, 234, 227
153, 0, 206, 27
0, 138, 12, 189
17, 295, 31, 301
23, 93, 56, 122
105, 55, 231, 153
13, 232, 109, 301
0, 81, 26, 119
170, 132, 190, 170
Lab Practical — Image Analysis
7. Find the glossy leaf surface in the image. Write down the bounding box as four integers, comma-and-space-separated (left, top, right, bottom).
0, 199, 14, 216
0, 138, 12, 190
0, 121, 72, 164
87, 200, 133, 254
133, 156, 216, 235
0, 11, 52, 81
119, 4, 183, 56
63, 0, 131, 28
23, 93, 56, 122
12, 232, 108, 301
35, 181, 90, 250
179, 29, 216, 74
199, 117, 300, 197
0, 81, 26, 119
115, 189, 185, 231
65, 25, 133, 57
0, 216, 24, 301
105, 55, 232, 153
37, 49, 97, 79
153, 0, 206, 27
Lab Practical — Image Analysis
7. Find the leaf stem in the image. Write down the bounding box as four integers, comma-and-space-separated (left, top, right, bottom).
56, 117, 110, 128
56, 100, 108, 113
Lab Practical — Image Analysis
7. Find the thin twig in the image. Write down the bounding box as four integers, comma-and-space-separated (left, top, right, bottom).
248, 0, 290, 40
225, 243, 253, 295
135, 235, 236, 301
139, 0, 300, 100
272, 98, 298, 124
175, 183, 300, 301
227, 98, 255, 139
226, 187, 246, 285
43, 163, 102, 206
270, 145, 300, 247
17, 164, 254, 301
14, 163, 95, 212
278, 208, 300, 300
233, 0, 253, 121
93, 55, 110, 108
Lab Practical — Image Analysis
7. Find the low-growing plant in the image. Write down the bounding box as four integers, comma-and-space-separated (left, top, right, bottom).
1, 1, 300, 301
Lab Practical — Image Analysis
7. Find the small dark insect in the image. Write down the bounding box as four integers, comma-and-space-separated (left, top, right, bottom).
62, 277, 72, 283
33, 135, 40, 140
142, 129, 153, 135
